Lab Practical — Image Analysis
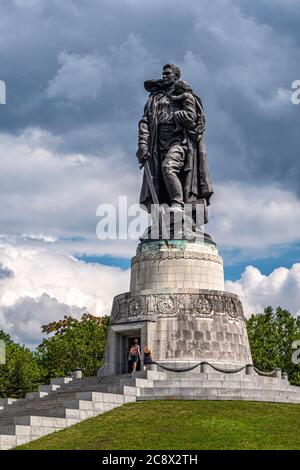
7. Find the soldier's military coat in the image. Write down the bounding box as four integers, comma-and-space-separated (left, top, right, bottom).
138, 79, 213, 218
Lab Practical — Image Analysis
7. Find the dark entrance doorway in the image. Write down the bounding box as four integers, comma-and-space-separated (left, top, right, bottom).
127, 336, 141, 373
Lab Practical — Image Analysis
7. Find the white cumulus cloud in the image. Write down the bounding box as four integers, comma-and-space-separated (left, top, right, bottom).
210, 182, 300, 251
0, 240, 130, 346
226, 264, 300, 317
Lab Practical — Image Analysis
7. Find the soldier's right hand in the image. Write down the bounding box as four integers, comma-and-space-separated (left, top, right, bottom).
136, 146, 148, 164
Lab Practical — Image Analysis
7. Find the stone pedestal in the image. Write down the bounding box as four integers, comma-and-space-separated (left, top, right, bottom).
130, 239, 224, 293
100, 239, 252, 376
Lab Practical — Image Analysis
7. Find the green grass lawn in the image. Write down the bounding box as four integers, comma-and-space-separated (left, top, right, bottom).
15, 400, 300, 450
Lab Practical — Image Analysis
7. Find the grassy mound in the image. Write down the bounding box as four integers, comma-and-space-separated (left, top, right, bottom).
15, 400, 300, 450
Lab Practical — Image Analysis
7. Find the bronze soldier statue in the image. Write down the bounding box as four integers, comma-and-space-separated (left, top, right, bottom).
136, 63, 213, 237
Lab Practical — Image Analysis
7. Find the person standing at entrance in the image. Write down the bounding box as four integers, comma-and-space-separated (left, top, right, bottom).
130, 339, 141, 372
143, 346, 153, 371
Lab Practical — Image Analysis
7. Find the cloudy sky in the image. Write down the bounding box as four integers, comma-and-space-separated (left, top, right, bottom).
0, 0, 300, 347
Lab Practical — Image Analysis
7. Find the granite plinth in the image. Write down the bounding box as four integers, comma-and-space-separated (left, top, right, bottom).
101, 239, 252, 376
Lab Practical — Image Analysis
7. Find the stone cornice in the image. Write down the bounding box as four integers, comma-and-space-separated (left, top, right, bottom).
131, 251, 223, 266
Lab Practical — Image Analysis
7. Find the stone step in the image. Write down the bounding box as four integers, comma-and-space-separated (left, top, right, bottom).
44, 378, 141, 397
50, 377, 74, 386
0, 434, 17, 450
75, 391, 136, 404
39, 384, 61, 393
0, 397, 74, 410
0, 402, 82, 419
0, 423, 58, 437
101, 372, 145, 381
137, 393, 300, 403
43, 385, 114, 398
153, 368, 285, 380
147, 372, 289, 391
47, 384, 114, 395
0, 407, 87, 422
149, 379, 288, 389
120, 378, 153, 388
136, 395, 261, 402
155, 371, 274, 381
97, 372, 148, 385
26, 391, 49, 399
13, 415, 71, 428
47, 377, 128, 390
50, 405, 119, 420
62, 399, 95, 411
138, 386, 300, 400
145, 370, 167, 380
0, 398, 18, 406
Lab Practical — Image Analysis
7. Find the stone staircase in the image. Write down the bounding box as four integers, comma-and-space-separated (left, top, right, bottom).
1, 366, 300, 450
134, 370, 300, 403
0, 373, 139, 450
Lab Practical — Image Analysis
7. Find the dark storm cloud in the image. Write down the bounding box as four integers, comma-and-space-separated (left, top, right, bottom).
239, 0, 300, 46
1, 292, 86, 345
0, 0, 299, 191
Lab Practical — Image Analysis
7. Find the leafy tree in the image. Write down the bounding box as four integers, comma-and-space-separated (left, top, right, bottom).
0, 331, 46, 398
0, 330, 13, 344
247, 307, 300, 385
37, 314, 110, 378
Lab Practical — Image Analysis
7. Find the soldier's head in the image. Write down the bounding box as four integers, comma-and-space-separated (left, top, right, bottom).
162, 64, 181, 85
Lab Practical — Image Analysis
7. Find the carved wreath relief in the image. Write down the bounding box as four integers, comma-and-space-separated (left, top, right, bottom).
157, 295, 176, 314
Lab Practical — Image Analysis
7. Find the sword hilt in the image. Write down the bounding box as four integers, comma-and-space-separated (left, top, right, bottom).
139, 152, 151, 170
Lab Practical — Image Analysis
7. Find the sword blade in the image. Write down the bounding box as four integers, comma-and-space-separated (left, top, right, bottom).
143, 160, 159, 205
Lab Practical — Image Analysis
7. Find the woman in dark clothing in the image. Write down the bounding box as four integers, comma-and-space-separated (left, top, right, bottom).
143, 346, 153, 371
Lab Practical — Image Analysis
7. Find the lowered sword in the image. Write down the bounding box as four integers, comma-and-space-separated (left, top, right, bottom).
139, 158, 169, 241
